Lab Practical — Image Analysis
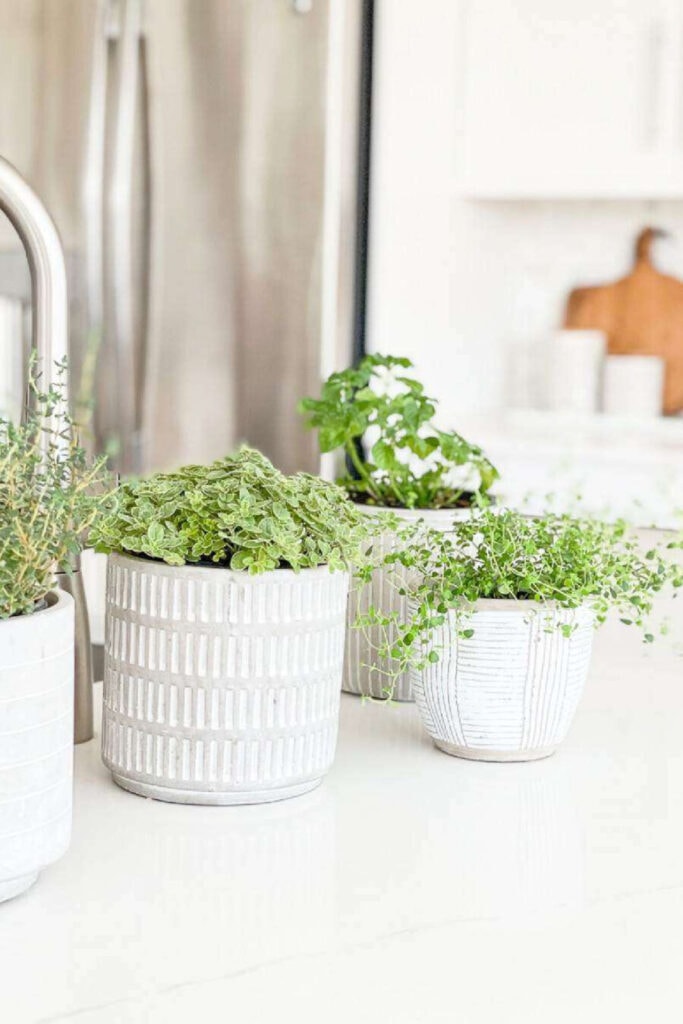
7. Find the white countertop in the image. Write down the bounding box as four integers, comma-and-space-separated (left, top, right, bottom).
3, 614, 683, 1024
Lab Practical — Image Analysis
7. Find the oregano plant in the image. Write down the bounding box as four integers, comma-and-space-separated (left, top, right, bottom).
0, 359, 112, 619
298, 353, 498, 509
91, 447, 370, 573
355, 507, 683, 695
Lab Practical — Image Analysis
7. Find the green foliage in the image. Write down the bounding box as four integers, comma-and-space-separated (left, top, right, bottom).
91, 447, 368, 573
298, 353, 498, 509
355, 507, 683, 692
0, 359, 112, 619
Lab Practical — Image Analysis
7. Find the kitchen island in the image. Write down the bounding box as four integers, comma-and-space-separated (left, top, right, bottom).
3, 612, 683, 1024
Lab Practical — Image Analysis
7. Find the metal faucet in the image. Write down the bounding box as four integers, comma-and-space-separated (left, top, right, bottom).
0, 156, 94, 744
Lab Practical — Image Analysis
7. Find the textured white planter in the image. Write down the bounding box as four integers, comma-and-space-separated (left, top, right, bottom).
0, 590, 74, 902
102, 554, 349, 804
411, 600, 594, 761
344, 506, 469, 701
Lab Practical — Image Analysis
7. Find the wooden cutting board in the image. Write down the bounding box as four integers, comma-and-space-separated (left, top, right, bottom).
564, 227, 683, 414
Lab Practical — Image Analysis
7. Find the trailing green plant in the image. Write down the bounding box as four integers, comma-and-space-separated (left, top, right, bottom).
355, 507, 683, 695
298, 353, 498, 509
91, 447, 371, 573
0, 359, 112, 619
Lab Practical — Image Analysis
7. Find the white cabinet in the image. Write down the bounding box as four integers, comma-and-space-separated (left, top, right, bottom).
458, 0, 683, 198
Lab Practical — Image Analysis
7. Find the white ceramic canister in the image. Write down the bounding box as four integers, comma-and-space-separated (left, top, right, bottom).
545, 329, 606, 414
411, 599, 594, 761
0, 589, 74, 902
344, 506, 471, 701
603, 354, 664, 418
102, 554, 349, 805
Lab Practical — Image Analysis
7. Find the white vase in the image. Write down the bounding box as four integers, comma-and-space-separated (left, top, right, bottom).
411, 599, 594, 761
0, 590, 74, 902
344, 506, 469, 701
102, 554, 349, 805
603, 355, 664, 418
546, 329, 606, 413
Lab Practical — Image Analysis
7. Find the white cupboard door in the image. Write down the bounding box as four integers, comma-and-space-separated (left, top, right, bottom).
459, 0, 683, 199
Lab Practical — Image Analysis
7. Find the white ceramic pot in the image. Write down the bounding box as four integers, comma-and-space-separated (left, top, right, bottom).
102, 554, 349, 805
411, 600, 594, 761
344, 506, 468, 701
0, 589, 74, 902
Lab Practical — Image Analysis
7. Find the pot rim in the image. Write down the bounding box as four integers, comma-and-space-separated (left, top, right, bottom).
107, 550, 349, 583
0, 587, 72, 628
351, 503, 474, 520
468, 597, 593, 615
408, 595, 594, 617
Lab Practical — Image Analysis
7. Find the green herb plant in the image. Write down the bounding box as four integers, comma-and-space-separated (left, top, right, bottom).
92, 447, 368, 573
355, 507, 683, 696
0, 359, 112, 619
298, 353, 498, 509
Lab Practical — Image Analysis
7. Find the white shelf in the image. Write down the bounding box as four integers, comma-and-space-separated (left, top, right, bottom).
457, 184, 683, 202
480, 409, 683, 455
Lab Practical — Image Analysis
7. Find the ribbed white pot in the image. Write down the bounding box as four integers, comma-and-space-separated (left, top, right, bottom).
344, 505, 469, 701
102, 554, 349, 805
411, 600, 594, 761
0, 590, 74, 902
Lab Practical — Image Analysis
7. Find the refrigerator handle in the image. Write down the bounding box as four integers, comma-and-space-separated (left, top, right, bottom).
82, 0, 110, 417
107, 0, 146, 474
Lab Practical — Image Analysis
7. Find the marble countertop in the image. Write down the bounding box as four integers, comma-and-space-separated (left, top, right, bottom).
4, 614, 683, 1024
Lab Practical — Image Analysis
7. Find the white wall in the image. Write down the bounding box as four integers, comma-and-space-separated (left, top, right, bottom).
367, 0, 683, 423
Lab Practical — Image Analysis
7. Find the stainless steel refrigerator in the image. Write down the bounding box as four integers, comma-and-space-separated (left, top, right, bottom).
0, 0, 363, 475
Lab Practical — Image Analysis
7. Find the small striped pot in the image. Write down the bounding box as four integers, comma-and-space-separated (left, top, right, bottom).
0, 590, 74, 902
344, 506, 469, 701
102, 554, 349, 805
411, 600, 594, 761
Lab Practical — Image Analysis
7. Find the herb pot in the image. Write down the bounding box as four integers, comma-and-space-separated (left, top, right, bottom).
344, 506, 472, 701
0, 589, 74, 902
411, 600, 594, 761
102, 554, 349, 804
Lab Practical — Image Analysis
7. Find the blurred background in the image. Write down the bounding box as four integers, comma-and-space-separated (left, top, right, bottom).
1, 0, 683, 528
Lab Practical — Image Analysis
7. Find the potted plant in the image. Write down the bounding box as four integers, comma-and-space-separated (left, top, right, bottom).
0, 362, 109, 901
91, 448, 365, 805
299, 353, 498, 700
362, 507, 682, 760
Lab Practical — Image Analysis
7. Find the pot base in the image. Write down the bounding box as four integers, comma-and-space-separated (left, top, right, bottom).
0, 872, 38, 903
111, 773, 323, 806
434, 740, 557, 763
